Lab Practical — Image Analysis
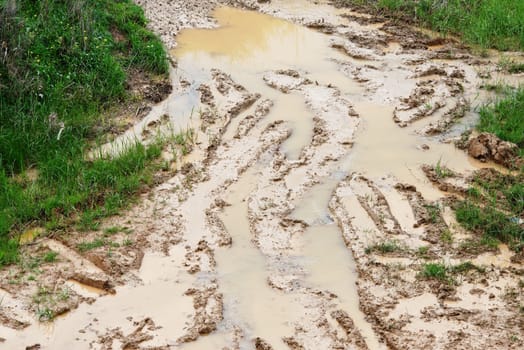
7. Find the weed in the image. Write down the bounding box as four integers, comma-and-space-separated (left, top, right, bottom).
36, 307, 54, 322
77, 238, 106, 252
449, 261, 485, 274
366, 240, 402, 254
479, 83, 513, 94
440, 229, 453, 244
480, 235, 501, 249
499, 57, 524, 74
421, 263, 448, 281
434, 159, 453, 179
58, 287, 70, 301
417, 246, 430, 259
19, 256, 42, 271
466, 187, 481, 199
42, 251, 58, 263
104, 226, 124, 236
424, 204, 441, 224
459, 236, 499, 254
32, 286, 50, 305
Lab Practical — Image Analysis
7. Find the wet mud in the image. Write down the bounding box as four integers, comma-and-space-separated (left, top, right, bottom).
2, 0, 524, 349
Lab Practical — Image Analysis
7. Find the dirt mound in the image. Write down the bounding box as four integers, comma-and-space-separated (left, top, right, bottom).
467, 132, 520, 168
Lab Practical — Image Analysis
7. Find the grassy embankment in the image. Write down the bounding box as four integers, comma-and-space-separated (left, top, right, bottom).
341, 0, 524, 250
0, 0, 170, 265
344, 0, 524, 51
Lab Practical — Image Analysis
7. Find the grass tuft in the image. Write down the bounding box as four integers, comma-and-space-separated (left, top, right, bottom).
421, 262, 447, 281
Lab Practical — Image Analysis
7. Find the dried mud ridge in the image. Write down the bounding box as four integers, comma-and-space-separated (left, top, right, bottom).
2, 0, 524, 349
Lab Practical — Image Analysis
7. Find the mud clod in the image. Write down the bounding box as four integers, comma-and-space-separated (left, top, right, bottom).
467, 132, 520, 168
331, 310, 367, 349
254, 337, 274, 350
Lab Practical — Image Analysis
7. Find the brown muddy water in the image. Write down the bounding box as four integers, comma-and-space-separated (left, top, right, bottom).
4, 3, 515, 350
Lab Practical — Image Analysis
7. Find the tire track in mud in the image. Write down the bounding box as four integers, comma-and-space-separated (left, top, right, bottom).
3, 0, 524, 349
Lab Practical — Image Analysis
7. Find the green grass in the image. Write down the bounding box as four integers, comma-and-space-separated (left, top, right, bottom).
342, 0, 524, 51
423, 203, 441, 224
449, 261, 485, 274
440, 229, 453, 244
456, 194, 523, 251
499, 58, 524, 74
365, 240, 402, 254
0, 0, 169, 266
458, 82, 524, 251
42, 251, 58, 263
77, 238, 107, 253
434, 159, 454, 179
420, 261, 484, 284
478, 87, 524, 153
421, 262, 447, 281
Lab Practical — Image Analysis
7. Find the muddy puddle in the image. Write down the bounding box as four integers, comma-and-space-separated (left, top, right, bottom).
185, 166, 304, 349
4, 1, 522, 349
349, 102, 495, 200
4, 246, 195, 349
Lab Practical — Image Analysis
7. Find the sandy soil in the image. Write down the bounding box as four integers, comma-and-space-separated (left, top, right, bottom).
1, 0, 524, 349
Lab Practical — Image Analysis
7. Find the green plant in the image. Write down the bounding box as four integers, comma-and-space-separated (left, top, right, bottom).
58, 287, 70, 301
499, 57, 524, 74
456, 200, 523, 248
421, 263, 448, 281
424, 204, 441, 224
449, 261, 485, 274
104, 226, 124, 236
440, 229, 453, 244
43, 251, 58, 263
417, 246, 430, 259
36, 307, 54, 322
434, 159, 453, 179
77, 238, 106, 252
366, 240, 402, 254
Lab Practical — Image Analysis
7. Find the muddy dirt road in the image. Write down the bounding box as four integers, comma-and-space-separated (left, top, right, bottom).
2, 0, 524, 349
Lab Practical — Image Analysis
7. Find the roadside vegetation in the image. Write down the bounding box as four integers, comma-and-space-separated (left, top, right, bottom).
455, 171, 524, 252
0, 0, 169, 265
340, 0, 524, 253
338, 0, 524, 252
458, 71, 524, 253
341, 0, 524, 51
478, 87, 524, 157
